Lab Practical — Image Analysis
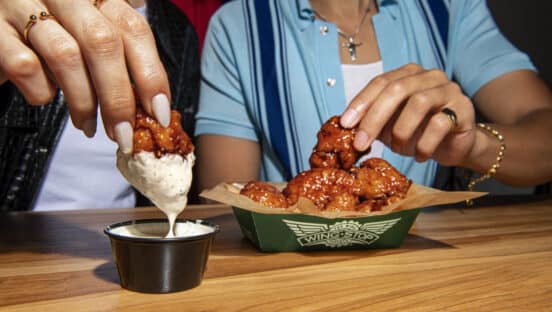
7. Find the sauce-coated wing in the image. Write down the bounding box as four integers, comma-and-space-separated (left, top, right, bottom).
133, 107, 194, 158
240, 181, 289, 208
283, 168, 358, 211
309, 116, 360, 170
351, 158, 412, 211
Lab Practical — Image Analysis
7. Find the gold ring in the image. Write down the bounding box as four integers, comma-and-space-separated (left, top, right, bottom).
441, 107, 458, 130
23, 14, 38, 43
93, 0, 105, 8
23, 11, 55, 43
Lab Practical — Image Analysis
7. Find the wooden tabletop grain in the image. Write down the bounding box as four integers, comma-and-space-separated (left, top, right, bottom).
1, 196, 551, 311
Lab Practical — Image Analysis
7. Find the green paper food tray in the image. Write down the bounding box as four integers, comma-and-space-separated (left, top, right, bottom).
232, 207, 420, 252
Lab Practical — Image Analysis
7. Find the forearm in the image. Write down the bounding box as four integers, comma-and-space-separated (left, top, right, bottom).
462, 108, 552, 186
196, 135, 261, 192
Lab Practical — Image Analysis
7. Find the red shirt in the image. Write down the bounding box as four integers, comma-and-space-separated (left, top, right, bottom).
170, 0, 225, 52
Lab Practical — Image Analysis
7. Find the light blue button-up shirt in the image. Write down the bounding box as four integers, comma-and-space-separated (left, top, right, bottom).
196, 0, 535, 185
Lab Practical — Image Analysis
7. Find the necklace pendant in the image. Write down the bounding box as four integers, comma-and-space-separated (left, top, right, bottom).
343, 36, 362, 62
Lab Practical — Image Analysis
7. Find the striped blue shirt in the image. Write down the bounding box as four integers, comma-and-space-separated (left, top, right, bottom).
195, 0, 535, 185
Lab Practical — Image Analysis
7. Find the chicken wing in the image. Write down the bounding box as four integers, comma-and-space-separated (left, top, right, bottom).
134, 107, 194, 158
240, 181, 289, 208
309, 116, 360, 170
350, 158, 412, 211
283, 168, 358, 211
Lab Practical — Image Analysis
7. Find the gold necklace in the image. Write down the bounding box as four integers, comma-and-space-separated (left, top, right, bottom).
312, 0, 372, 62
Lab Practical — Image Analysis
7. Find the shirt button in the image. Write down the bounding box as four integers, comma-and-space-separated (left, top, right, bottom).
326, 78, 336, 87
320, 25, 329, 35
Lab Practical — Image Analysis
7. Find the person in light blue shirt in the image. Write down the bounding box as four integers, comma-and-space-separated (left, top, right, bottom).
195, 0, 552, 193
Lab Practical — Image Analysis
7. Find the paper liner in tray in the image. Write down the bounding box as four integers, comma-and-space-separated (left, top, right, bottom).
200, 182, 486, 219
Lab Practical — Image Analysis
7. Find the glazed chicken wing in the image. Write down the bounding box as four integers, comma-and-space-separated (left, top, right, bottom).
134, 107, 194, 158
309, 116, 360, 170
283, 168, 358, 211
350, 158, 412, 211
240, 181, 289, 208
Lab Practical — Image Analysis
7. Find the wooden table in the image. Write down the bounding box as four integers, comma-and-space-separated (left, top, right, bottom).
1, 197, 551, 311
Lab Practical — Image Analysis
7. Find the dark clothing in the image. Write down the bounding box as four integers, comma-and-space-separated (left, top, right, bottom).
0, 0, 199, 212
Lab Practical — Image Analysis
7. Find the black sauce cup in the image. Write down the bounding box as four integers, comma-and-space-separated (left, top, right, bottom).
104, 219, 219, 293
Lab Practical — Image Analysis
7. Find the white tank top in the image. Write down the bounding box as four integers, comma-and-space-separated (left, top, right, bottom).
341, 61, 385, 161
33, 114, 136, 211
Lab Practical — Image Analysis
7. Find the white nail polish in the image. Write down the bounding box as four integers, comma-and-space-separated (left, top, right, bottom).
341, 109, 358, 127
114, 122, 133, 154
82, 118, 97, 138
354, 131, 371, 151
152, 93, 170, 127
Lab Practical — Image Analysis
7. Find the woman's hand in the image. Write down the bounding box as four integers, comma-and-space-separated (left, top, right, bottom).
0, 0, 170, 153
340, 63, 477, 167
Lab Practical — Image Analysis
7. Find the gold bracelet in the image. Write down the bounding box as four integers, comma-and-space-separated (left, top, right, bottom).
466, 123, 506, 206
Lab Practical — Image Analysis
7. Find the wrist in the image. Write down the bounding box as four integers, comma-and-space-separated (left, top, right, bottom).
461, 124, 501, 174
462, 124, 506, 204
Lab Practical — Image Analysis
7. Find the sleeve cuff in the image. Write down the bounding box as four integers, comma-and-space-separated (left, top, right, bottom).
194, 120, 259, 142
463, 57, 536, 97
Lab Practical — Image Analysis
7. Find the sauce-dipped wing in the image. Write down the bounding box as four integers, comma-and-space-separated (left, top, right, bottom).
309, 116, 360, 170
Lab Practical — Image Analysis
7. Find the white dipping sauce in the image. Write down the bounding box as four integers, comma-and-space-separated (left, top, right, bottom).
117, 151, 195, 238
109, 221, 215, 239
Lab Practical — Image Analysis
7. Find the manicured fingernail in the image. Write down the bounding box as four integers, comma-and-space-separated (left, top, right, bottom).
82, 118, 97, 138
354, 130, 371, 151
341, 109, 358, 128
152, 93, 170, 127
114, 121, 133, 154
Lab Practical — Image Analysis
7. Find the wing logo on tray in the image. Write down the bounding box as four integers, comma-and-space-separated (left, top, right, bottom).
282, 218, 401, 248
